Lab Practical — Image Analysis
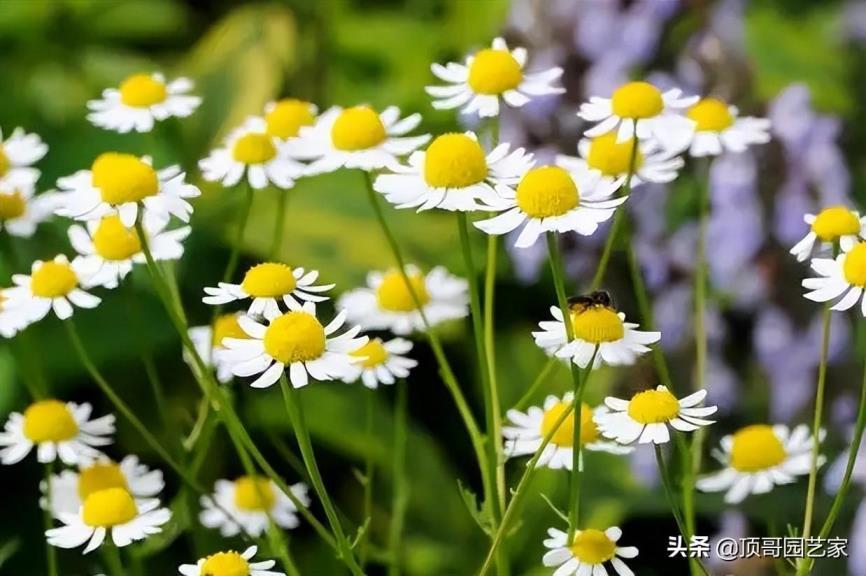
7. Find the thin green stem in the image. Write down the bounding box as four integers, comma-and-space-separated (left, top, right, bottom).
222, 182, 254, 284
513, 357, 558, 411
360, 390, 375, 568
388, 380, 409, 576
101, 542, 124, 576
270, 187, 290, 260
484, 233, 505, 516
43, 463, 57, 576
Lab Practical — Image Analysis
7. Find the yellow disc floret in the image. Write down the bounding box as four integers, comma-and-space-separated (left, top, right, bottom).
212, 313, 248, 348
265, 99, 316, 139
77, 462, 128, 500
31, 261, 78, 298
0, 191, 27, 220
233, 475, 276, 512
570, 529, 617, 564
516, 166, 579, 218
687, 98, 734, 132
586, 133, 643, 177
571, 307, 624, 343
0, 146, 8, 176
119, 74, 167, 108
92, 215, 142, 261
540, 401, 599, 447
423, 133, 488, 188
811, 206, 861, 241
730, 424, 786, 472
22, 399, 78, 443
376, 271, 430, 312
91, 153, 159, 205
201, 551, 250, 576
82, 487, 138, 527
240, 263, 297, 298
844, 243, 866, 288
467, 49, 523, 95
351, 338, 389, 368
611, 81, 664, 119
330, 106, 386, 151
627, 388, 680, 424
263, 311, 326, 364
232, 133, 277, 165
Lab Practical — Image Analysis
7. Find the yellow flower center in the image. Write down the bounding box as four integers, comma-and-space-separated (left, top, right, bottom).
570, 307, 624, 343
540, 402, 599, 447
91, 153, 159, 205
201, 551, 250, 576
265, 99, 315, 139
82, 487, 138, 527
627, 389, 680, 424
811, 206, 861, 242
611, 81, 664, 119
31, 261, 78, 298
118, 73, 168, 108
91, 215, 142, 261
376, 271, 430, 312
233, 476, 276, 512
212, 313, 248, 348
240, 263, 297, 298
586, 133, 644, 177
516, 166, 579, 218
423, 133, 488, 189
22, 399, 79, 443
687, 98, 734, 132
263, 311, 326, 364
730, 425, 787, 472
330, 106, 387, 151
0, 191, 27, 220
570, 529, 617, 564
351, 338, 389, 368
843, 243, 866, 288
467, 48, 523, 95
77, 462, 128, 500
0, 146, 8, 176
232, 133, 277, 165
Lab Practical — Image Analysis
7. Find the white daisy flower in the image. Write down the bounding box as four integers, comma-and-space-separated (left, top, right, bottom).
220, 301, 367, 389
337, 265, 469, 335
43, 455, 163, 519
802, 240, 866, 315
0, 400, 114, 466
86, 73, 201, 133
0, 187, 59, 238
373, 132, 534, 212
263, 98, 318, 141
188, 312, 250, 384
199, 476, 309, 538
55, 154, 200, 227
0, 292, 28, 338
68, 214, 189, 289
3, 255, 101, 322
474, 164, 625, 248
46, 487, 170, 553
532, 303, 661, 370
342, 337, 418, 389
202, 262, 334, 318
0, 127, 47, 192
579, 80, 698, 152
596, 386, 717, 445
790, 206, 866, 262
283, 105, 429, 175
684, 97, 771, 157
179, 545, 284, 576
697, 424, 822, 504
503, 393, 633, 470
542, 526, 638, 576
199, 116, 303, 190
425, 36, 564, 118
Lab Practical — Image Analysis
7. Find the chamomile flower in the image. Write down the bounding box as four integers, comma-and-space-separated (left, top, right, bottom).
68, 214, 189, 289
596, 386, 717, 445
556, 133, 684, 188
802, 241, 866, 315
542, 526, 638, 576
283, 105, 429, 175
220, 301, 367, 389
697, 424, 822, 504
0, 187, 59, 237
790, 206, 866, 262
199, 116, 303, 190
87, 73, 201, 134
426, 36, 564, 118
0, 294, 27, 338
263, 99, 317, 141
342, 337, 418, 389
684, 97, 771, 157
46, 487, 170, 553
202, 262, 334, 318
337, 265, 469, 335
0, 400, 114, 465
503, 393, 632, 470
179, 546, 284, 576
188, 313, 250, 384
55, 154, 200, 227
373, 132, 534, 212
199, 476, 310, 537
579, 80, 698, 152
532, 302, 660, 369
3, 255, 100, 322
0, 127, 47, 192
43, 455, 163, 518
474, 164, 625, 248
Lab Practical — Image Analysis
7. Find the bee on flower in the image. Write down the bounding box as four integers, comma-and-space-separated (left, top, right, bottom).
802, 240, 866, 314
188, 312, 250, 384
0, 127, 48, 192
342, 337, 418, 389
179, 546, 285, 576
87, 73, 201, 133
3, 255, 101, 322
682, 97, 771, 157
262, 98, 318, 142
199, 476, 309, 537
790, 206, 866, 262
542, 526, 638, 576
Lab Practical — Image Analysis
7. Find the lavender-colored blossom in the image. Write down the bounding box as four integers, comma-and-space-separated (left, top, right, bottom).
629, 444, 659, 488
653, 282, 691, 349
630, 182, 670, 242
774, 176, 814, 246
851, 502, 866, 576
705, 352, 739, 413
708, 511, 748, 569
842, 1, 866, 42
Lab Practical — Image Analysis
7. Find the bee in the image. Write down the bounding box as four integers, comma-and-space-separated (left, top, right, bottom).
567, 290, 613, 313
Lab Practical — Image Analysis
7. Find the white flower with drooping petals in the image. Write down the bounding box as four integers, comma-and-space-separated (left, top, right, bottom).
87, 73, 201, 133
3, 255, 101, 323
179, 546, 285, 576
802, 240, 866, 315
790, 206, 866, 262
199, 477, 309, 538
341, 337, 418, 389
684, 97, 771, 157
0, 188, 59, 238
0, 127, 47, 192
542, 526, 638, 576
188, 312, 251, 384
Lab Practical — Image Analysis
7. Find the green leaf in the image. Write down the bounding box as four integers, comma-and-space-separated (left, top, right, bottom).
456, 479, 494, 536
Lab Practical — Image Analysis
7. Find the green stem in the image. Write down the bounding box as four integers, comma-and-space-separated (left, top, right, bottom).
100, 541, 124, 576
360, 390, 375, 568
513, 357, 558, 411
222, 182, 254, 284
484, 234, 505, 516
270, 187, 290, 260
387, 380, 409, 576
43, 463, 57, 576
